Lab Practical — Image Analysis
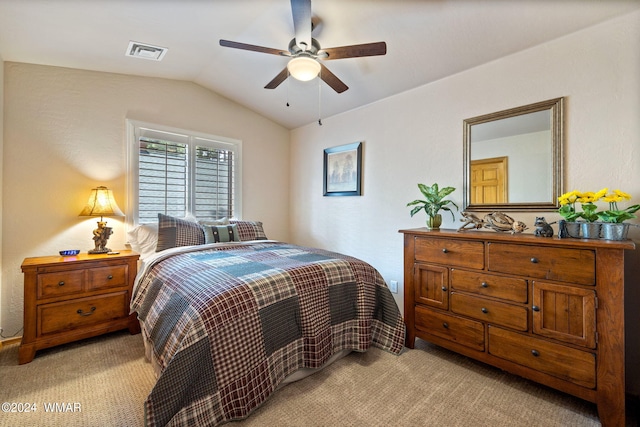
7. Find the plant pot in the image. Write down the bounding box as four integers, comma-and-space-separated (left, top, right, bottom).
564, 222, 581, 238
601, 223, 629, 241
426, 214, 442, 230
580, 222, 601, 239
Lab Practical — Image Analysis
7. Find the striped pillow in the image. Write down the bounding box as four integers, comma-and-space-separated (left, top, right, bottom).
229, 220, 268, 241
203, 224, 240, 243
156, 213, 205, 252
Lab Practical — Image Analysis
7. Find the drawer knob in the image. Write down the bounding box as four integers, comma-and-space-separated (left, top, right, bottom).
107, 275, 113, 280
77, 306, 96, 316
58, 281, 65, 286
531, 349, 540, 357
442, 248, 449, 253
442, 322, 449, 329
481, 282, 488, 288
441, 286, 447, 291
532, 305, 540, 312
530, 257, 539, 263
481, 307, 488, 314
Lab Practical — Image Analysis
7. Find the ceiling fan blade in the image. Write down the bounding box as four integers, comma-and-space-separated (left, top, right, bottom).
291, 0, 312, 51
319, 63, 348, 93
220, 39, 289, 56
264, 67, 289, 90
320, 42, 387, 60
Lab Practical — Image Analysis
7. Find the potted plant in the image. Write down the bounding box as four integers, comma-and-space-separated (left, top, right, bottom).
576, 188, 607, 238
407, 183, 458, 229
558, 190, 582, 237
597, 189, 640, 240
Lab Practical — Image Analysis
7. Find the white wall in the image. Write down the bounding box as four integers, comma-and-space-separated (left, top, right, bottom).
290, 11, 640, 392
1, 63, 290, 337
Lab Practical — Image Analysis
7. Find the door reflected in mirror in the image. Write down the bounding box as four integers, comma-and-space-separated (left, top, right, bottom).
463, 98, 564, 212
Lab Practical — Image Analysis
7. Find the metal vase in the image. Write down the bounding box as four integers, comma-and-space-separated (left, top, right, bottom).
601, 223, 629, 241
565, 222, 581, 238
580, 222, 602, 239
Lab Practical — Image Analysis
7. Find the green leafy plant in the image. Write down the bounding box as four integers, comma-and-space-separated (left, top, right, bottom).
407, 183, 458, 221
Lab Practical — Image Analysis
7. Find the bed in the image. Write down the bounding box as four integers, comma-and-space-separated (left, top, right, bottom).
128, 216, 406, 426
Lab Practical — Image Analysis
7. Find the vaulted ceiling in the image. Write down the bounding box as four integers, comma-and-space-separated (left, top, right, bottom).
1, 0, 638, 129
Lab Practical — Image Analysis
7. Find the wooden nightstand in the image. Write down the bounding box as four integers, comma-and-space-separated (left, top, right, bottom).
19, 250, 140, 364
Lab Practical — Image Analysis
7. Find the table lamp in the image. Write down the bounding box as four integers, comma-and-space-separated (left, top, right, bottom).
79, 186, 124, 254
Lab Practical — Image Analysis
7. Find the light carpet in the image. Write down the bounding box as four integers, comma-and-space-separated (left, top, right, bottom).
0, 331, 601, 426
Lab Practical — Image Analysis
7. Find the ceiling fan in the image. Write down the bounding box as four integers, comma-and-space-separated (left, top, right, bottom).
219, 0, 387, 94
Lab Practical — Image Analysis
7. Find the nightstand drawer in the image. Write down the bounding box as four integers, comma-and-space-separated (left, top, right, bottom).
38, 292, 128, 335
88, 265, 127, 291
37, 270, 84, 299
451, 292, 528, 331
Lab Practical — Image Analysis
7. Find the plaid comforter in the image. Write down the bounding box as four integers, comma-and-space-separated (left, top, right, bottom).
131, 241, 405, 426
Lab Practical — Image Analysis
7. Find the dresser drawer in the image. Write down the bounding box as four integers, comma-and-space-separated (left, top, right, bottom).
415, 305, 484, 351
415, 237, 484, 269
451, 269, 527, 303
37, 270, 84, 299
88, 265, 127, 291
451, 292, 528, 331
488, 326, 596, 389
37, 292, 129, 336
487, 243, 595, 285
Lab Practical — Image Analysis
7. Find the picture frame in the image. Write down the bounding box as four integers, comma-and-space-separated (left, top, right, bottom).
323, 142, 362, 196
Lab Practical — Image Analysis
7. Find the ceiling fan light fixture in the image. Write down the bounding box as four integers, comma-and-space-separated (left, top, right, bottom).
287, 57, 321, 81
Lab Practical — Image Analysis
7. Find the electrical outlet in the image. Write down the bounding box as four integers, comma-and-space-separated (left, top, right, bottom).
389, 280, 398, 294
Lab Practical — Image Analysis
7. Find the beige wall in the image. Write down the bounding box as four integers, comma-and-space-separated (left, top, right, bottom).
1, 63, 290, 337
290, 11, 640, 393
0, 54, 4, 338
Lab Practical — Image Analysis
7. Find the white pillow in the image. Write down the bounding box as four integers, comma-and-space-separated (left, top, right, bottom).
198, 217, 230, 226
127, 223, 159, 261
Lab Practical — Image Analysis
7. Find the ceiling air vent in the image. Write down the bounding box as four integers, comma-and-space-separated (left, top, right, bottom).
126, 41, 168, 61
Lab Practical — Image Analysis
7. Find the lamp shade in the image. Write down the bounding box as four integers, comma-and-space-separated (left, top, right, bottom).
78, 186, 124, 218
287, 57, 321, 81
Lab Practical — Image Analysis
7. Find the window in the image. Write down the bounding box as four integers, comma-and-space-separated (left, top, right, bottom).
126, 120, 242, 226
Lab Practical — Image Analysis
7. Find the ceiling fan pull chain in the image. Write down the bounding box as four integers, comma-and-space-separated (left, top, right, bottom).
318, 70, 323, 126
286, 70, 291, 107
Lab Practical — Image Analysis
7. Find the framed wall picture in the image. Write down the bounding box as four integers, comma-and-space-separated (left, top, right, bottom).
323, 142, 362, 196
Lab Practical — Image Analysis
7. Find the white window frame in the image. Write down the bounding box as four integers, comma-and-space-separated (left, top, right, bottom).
125, 119, 242, 228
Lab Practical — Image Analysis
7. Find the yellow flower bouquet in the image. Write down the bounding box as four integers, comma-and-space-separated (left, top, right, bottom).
558, 188, 608, 222
597, 189, 640, 223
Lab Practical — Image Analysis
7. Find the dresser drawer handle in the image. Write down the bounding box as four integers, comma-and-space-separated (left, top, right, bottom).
77, 307, 96, 316
442, 322, 449, 329
58, 281, 65, 286
532, 305, 540, 312
107, 275, 113, 280
481, 307, 488, 314
531, 349, 540, 357
442, 248, 449, 253
481, 282, 488, 288
530, 257, 539, 263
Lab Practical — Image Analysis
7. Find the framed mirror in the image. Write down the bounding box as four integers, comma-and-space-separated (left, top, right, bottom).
463, 97, 564, 212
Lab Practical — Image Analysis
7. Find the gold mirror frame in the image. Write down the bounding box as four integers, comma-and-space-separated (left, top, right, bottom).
463, 97, 564, 212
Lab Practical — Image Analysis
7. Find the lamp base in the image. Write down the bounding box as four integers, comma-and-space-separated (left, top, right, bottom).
90, 220, 113, 255
88, 248, 111, 254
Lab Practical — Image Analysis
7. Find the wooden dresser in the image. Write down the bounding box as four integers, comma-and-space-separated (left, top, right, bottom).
19, 250, 140, 364
400, 228, 635, 427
